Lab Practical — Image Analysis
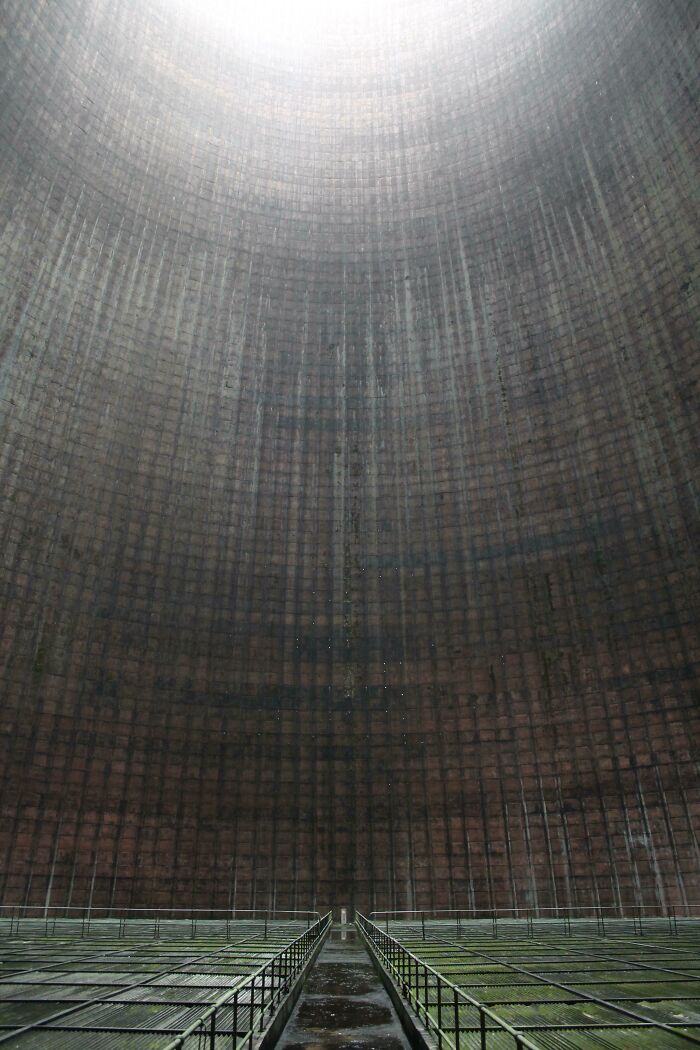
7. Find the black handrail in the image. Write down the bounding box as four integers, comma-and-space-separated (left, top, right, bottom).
369, 903, 700, 918
0, 904, 321, 918
0, 904, 321, 939
163, 910, 332, 1049
367, 903, 700, 938
357, 912, 541, 1050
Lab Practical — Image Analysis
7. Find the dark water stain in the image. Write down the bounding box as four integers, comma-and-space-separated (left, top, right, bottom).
277, 926, 411, 1050
325, 930, 360, 947
296, 995, 393, 1029
281, 1037, 408, 1050
307, 962, 379, 996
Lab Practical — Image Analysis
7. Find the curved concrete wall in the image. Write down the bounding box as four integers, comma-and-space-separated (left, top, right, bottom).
0, 0, 698, 912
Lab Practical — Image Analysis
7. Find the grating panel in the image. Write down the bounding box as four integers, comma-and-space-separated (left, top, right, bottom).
0, 918, 311, 1047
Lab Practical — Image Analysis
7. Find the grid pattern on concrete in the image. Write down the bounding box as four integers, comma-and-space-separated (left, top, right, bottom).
1, 0, 698, 916
364, 918, 700, 1049
0, 919, 309, 1047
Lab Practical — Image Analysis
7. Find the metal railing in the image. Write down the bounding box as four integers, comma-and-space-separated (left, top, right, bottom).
0, 904, 321, 939
368, 903, 700, 938
358, 912, 541, 1050
163, 910, 332, 1049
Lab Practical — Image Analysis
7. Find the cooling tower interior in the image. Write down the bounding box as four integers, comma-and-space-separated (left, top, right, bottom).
0, 0, 698, 916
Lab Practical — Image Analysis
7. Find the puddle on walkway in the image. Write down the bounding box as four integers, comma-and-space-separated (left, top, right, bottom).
306, 963, 379, 996
296, 995, 392, 1029
276, 925, 412, 1050
281, 1036, 408, 1050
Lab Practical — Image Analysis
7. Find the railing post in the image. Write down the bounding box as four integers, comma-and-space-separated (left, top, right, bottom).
421, 911, 426, 941
233, 990, 238, 1046
260, 968, 266, 1030
251, 973, 256, 1041
422, 964, 427, 1026
436, 975, 442, 1045
454, 988, 459, 1049
209, 1009, 216, 1049
480, 1007, 486, 1050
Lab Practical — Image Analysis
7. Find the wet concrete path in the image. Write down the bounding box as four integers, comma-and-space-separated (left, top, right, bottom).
276, 925, 412, 1050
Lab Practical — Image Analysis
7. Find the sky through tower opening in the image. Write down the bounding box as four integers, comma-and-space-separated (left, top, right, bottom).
166, 0, 386, 50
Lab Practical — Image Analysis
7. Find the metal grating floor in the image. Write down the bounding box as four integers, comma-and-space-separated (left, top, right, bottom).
383, 919, 700, 1049
0, 919, 309, 1047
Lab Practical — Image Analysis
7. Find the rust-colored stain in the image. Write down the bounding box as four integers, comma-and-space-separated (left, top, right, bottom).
0, 0, 697, 914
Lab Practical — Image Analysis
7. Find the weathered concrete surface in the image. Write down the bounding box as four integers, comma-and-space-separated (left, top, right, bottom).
276, 926, 412, 1050
0, 0, 698, 914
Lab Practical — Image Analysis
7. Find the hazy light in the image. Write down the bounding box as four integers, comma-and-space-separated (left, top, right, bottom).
169, 0, 383, 50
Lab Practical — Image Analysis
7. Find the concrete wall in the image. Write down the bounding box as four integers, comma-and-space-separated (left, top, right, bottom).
0, 0, 698, 913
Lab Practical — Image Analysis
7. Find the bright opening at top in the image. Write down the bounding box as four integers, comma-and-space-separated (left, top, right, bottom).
168, 0, 384, 50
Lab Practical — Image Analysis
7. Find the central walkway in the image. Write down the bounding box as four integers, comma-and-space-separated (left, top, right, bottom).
277, 924, 413, 1050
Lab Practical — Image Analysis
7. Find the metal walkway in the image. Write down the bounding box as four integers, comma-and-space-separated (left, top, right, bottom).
277, 924, 412, 1050
359, 914, 700, 1049
0, 917, 326, 1047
